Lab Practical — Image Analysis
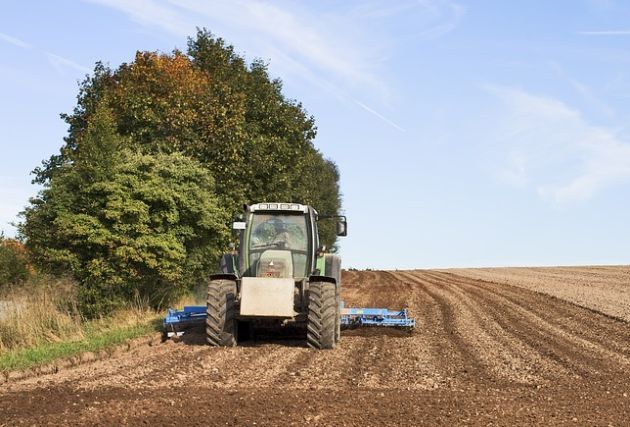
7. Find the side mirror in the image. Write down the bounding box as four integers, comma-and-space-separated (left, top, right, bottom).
336, 218, 347, 237
232, 222, 246, 230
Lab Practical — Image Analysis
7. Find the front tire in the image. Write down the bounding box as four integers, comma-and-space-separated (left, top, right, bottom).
307, 281, 337, 350
206, 279, 238, 347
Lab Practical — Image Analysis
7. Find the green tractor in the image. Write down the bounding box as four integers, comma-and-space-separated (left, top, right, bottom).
207, 202, 347, 350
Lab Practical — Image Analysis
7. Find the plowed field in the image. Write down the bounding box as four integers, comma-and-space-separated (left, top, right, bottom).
2, 268, 630, 426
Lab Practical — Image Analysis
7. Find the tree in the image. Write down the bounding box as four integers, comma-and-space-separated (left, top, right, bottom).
22, 105, 229, 316
295, 154, 342, 249
34, 29, 342, 224
24, 30, 343, 315
0, 234, 31, 288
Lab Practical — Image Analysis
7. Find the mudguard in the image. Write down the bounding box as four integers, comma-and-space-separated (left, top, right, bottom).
209, 273, 238, 282
314, 253, 342, 285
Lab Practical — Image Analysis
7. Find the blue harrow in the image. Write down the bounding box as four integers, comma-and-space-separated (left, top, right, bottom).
163, 306, 207, 339
340, 307, 415, 329
163, 303, 415, 339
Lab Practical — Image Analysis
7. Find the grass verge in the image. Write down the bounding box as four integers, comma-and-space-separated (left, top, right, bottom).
0, 276, 166, 374
0, 318, 160, 373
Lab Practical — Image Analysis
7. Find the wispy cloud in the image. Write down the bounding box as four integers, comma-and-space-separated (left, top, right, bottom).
578, 29, 630, 35
88, 0, 380, 89
549, 61, 615, 117
0, 31, 89, 76
259, 44, 405, 131
415, 1, 466, 39
86, 0, 194, 36
486, 85, 630, 203
349, 0, 465, 40
0, 31, 32, 49
354, 100, 405, 132
45, 52, 91, 75
85, 0, 464, 129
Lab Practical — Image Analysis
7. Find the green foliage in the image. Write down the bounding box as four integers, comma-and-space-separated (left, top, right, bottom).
24, 29, 342, 316
0, 235, 30, 288
22, 105, 229, 316
34, 29, 342, 221
294, 154, 342, 249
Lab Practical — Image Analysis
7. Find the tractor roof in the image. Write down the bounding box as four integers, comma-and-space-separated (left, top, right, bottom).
249, 203, 310, 213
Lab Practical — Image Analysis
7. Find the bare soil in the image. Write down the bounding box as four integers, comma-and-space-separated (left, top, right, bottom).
445, 266, 630, 321
2, 268, 630, 426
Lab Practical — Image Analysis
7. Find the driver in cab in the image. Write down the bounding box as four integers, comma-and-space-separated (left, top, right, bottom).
271, 220, 293, 249
251, 218, 294, 250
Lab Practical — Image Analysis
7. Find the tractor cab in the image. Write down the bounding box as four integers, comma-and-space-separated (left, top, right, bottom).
238, 203, 317, 280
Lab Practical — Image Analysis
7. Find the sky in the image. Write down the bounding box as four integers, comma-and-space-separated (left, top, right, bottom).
1, 0, 630, 269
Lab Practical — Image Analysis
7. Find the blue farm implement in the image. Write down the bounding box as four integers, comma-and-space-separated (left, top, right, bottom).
340, 307, 415, 329
163, 303, 415, 339
163, 306, 207, 339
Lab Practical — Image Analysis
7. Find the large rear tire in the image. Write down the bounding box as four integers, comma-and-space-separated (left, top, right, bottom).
206, 279, 238, 347
307, 281, 337, 350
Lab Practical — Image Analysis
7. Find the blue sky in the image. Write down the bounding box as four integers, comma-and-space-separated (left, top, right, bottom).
2, 0, 630, 269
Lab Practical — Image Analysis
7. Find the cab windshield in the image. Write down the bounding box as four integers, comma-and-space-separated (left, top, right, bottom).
246, 213, 309, 278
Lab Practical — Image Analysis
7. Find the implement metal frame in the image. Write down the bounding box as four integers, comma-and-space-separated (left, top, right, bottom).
340, 307, 415, 328
163, 304, 415, 337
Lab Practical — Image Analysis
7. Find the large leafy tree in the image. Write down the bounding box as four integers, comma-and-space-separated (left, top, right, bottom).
24, 30, 342, 315
22, 105, 228, 316
35, 30, 341, 241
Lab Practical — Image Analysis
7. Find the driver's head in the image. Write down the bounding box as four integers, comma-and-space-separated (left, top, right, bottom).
273, 219, 286, 233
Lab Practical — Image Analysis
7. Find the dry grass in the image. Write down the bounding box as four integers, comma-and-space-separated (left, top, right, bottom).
0, 275, 212, 372
0, 275, 158, 354
0, 276, 81, 352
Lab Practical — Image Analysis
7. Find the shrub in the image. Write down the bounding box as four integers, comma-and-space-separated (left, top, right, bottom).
0, 235, 30, 288
21, 106, 229, 317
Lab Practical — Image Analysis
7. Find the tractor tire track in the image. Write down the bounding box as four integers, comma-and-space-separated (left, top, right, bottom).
438, 271, 630, 364
398, 270, 556, 384
411, 270, 630, 382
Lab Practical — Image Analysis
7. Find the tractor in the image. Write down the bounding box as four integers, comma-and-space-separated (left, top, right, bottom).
207, 202, 346, 350
163, 202, 415, 347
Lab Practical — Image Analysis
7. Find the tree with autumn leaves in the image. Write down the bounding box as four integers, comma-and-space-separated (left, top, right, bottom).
21, 30, 342, 315
0, 234, 31, 288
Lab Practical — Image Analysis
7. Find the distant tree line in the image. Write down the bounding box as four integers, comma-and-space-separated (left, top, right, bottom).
20, 30, 342, 316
